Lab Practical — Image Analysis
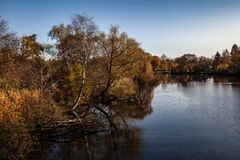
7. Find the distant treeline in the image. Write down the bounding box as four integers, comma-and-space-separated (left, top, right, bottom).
150, 44, 240, 75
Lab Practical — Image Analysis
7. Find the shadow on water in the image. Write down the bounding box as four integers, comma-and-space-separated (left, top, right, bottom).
29, 128, 143, 160
27, 86, 155, 160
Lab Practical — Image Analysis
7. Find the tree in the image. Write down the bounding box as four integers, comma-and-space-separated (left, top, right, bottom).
49, 14, 99, 111
150, 56, 161, 71
196, 56, 212, 73
231, 44, 239, 56
96, 26, 145, 98
21, 34, 43, 59
158, 54, 170, 71
175, 54, 198, 73
213, 51, 221, 71
231, 49, 240, 73
214, 50, 231, 73
0, 18, 18, 76
230, 44, 240, 73
19, 34, 55, 99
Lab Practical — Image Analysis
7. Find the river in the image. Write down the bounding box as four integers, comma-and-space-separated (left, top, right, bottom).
31, 75, 240, 160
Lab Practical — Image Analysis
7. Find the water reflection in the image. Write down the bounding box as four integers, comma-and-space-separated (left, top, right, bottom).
158, 74, 240, 85
30, 128, 142, 160
28, 86, 155, 160
28, 75, 240, 159
136, 75, 240, 160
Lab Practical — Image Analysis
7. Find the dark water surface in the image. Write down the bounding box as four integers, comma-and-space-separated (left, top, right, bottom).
33, 75, 240, 160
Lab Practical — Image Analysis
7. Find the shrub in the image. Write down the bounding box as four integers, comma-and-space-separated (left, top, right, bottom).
0, 90, 62, 159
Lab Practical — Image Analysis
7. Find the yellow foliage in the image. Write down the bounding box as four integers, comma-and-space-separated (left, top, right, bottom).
110, 78, 137, 99
0, 91, 23, 124
217, 63, 229, 72
0, 89, 62, 159
0, 90, 61, 126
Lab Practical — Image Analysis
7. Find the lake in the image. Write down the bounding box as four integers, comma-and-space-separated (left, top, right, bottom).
31, 75, 240, 160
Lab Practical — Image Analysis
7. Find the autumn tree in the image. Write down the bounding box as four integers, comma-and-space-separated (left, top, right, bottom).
158, 54, 170, 71
175, 54, 198, 73
213, 51, 221, 71
96, 26, 145, 99
231, 44, 239, 56
150, 55, 161, 71
230, 44, 240, 73
0, 17, 18, 77
49, 14, 99, 111
195, 56, 212, 73
212, 50, 231, 73
21, 34, 43, 59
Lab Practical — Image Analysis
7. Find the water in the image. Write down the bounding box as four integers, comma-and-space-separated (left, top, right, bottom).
32, 75, 240, 160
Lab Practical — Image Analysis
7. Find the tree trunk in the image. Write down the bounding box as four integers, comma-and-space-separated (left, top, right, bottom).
100, 52, 113, 97
71, 62, 86, 111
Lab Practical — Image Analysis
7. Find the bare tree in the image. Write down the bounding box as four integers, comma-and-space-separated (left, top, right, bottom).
0, 17, 19, 76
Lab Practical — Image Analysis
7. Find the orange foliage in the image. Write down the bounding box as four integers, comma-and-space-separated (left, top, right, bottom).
0, 90, 62, 159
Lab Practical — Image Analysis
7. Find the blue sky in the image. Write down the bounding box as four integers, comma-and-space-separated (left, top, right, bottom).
1, 0, 240, 57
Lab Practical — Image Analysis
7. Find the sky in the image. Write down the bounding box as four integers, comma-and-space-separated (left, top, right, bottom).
1, 0, 240, 58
